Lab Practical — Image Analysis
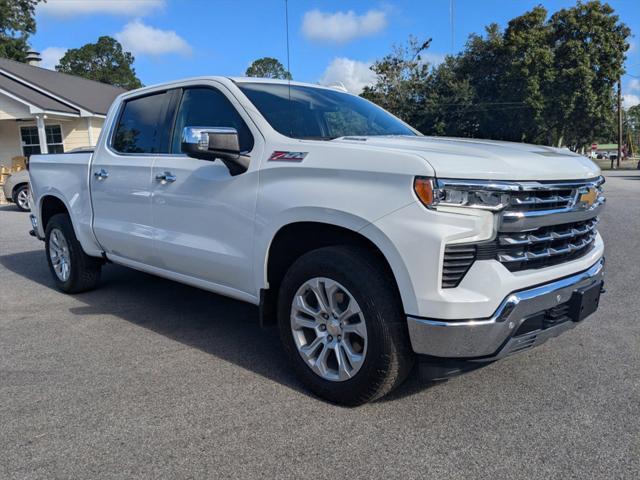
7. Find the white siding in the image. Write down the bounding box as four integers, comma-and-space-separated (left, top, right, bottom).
0, 121, 22, 167
60, 117, 105, 150
0, 95, 31, 120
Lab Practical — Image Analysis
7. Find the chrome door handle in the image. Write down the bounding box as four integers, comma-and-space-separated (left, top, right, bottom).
94, 168, 109, 180
155, 171, 177, 183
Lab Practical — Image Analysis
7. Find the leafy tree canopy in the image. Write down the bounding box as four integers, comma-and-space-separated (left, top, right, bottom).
56, 36, 143, 90
0, 0, 40, 62
246, 57, 292, 80
362, 0, 630, 148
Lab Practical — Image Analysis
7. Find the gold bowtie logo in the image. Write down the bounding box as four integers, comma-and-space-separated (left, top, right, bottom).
578, 187, 597, 208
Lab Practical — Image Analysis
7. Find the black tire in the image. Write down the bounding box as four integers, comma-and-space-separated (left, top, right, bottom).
278, 245, 414, 406
12, 184, 30, 212
45, 213, 102, 293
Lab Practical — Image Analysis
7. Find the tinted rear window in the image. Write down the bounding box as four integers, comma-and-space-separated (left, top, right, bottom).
112, 92, 172, 153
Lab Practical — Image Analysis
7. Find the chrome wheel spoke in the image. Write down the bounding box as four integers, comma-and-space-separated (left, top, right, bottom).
292, 295, 320, 319
340, 341, 364, 370
314, 342, 332, 378
308, 278, 331, 314
299, 336, 324, 362
339, 297, 361, 321
343, 319, 366, 339
291, 313, 317, 330
335, 344, 353, 380
323, 280, 341, 317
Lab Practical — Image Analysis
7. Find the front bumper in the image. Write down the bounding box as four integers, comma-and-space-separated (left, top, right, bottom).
407, 257, 604, 359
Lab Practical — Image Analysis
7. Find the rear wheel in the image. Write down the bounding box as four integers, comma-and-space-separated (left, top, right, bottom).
278, 245, 414, 406
12, 184, 30, 211
45, 214, 102, 293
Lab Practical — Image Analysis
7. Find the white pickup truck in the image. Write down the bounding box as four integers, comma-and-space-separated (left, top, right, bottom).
28, 77, 605, 405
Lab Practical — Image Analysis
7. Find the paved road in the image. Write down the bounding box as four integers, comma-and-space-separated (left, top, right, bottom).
1, 173, 638, 479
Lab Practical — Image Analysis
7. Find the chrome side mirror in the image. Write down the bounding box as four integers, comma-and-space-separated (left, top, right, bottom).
181, 126, 248, 175
181, 126, 241, 161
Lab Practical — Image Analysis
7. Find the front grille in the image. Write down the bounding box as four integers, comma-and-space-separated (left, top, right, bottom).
477, 218, 598, 272
440, 177, 604, 288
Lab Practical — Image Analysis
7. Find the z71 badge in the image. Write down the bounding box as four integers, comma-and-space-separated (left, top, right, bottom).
268, 151, 308, 162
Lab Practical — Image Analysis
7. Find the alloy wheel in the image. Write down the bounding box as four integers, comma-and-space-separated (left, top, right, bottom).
290, 277, 367, 382
49, 228, 71, 282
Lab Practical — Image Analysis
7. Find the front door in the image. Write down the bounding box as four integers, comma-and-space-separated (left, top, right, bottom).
92, 90, 176, 264
151, 85, 262, 298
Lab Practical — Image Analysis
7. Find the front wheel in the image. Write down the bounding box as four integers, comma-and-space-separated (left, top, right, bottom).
278, 245, 414, 406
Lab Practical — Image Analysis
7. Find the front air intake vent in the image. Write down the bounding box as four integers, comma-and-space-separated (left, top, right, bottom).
442, 244, 477, 288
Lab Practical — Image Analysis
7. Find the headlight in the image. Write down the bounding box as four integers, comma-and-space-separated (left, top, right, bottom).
414, 177, 512, 211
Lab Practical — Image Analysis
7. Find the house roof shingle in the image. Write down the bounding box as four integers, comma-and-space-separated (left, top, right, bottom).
0, 57, 126, 116
0, 73, 77, 113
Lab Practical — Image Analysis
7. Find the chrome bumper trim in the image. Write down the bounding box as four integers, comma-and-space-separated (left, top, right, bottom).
407, 257, 605, 358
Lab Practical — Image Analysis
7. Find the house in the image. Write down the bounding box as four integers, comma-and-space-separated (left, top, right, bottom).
0, 54, 125, 169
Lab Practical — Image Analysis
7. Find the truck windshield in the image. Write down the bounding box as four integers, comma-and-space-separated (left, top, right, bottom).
238, 82, 417, 140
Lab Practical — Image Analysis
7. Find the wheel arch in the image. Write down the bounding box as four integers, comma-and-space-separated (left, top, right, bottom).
40, 194, 71, 232
259, 216, 416, 325
11, 181, 28, 197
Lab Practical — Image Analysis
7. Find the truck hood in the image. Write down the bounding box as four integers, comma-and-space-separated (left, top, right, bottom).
334, 136, 600, 181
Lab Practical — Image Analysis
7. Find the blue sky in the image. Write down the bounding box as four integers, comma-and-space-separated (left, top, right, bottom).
32, 0, 640, 106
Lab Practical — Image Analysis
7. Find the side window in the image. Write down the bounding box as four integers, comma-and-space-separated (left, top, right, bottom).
112, 92, 173, 153
171, 87, 254, 154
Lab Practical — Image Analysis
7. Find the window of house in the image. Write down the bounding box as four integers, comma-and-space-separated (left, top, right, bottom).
20, 125, 64, 156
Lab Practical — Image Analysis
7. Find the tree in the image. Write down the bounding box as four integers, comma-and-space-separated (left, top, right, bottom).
56, 36, 142, 90
245, 57, 291, 80
625, 104, 640, 154
362, 1, 630, 148
0, 0, 41, 62
546, 1, 630, 148
361, 37, 433, 127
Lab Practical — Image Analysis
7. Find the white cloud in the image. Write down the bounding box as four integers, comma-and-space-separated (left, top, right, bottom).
319, 58, 377, 94
628, 78, 640, 92
623, 94, 640, 109
40, 47, 67, 70
302, 9, 387, 44
38, 0, 165, 17
115, 20, 191, 56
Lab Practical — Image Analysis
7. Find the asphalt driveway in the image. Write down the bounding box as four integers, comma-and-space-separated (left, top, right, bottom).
1, 172, 638, 479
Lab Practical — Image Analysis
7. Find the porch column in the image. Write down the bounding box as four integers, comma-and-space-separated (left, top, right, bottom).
86, 117, 94, 145
36, 115, 48, 154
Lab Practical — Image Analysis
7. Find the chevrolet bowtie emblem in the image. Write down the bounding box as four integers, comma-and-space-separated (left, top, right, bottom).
578, 187, 598, 208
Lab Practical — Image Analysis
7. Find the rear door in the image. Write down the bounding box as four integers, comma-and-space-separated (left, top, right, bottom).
91, 90, 178, 264
150, 84, 263, 297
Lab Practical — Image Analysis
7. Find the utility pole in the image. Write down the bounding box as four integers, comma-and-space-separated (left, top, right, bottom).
617, 78, 622, 169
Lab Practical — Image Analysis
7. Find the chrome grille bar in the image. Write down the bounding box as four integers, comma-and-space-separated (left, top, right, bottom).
498, 218, 599, 246
497, 231, 596, 263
